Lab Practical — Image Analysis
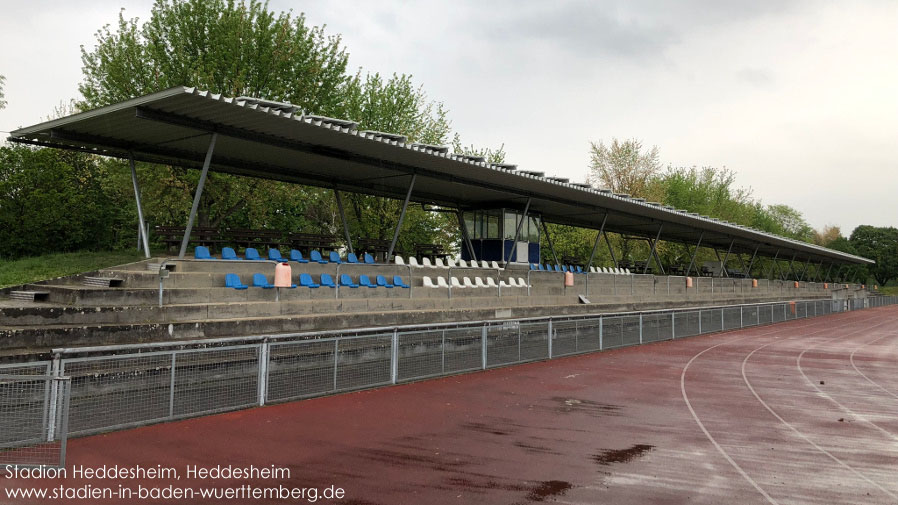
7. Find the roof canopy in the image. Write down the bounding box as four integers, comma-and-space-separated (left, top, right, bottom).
9, 86, 872, 266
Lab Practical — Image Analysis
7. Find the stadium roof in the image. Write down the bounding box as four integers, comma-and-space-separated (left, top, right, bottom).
8, 86, 872, 266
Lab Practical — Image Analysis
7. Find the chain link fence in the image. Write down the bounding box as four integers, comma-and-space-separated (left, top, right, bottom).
0, 295, 895, 464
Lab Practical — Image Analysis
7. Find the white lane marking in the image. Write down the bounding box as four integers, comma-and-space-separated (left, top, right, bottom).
741, 320, 898, 500
850, 332, 898, 400
797, 321, 898, 442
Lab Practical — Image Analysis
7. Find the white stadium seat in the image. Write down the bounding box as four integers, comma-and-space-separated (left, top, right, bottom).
451, 277, 465, 288
437, 276, 449, 288
423, 276, 438, 288
422, 257, 433, 267
408, 256, 420, 267
463, 277, 476, 288
394, 255, 405, 265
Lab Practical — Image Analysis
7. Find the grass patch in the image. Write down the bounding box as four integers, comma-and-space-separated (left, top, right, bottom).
877, 285, 898, 296
0, 250, 148, 289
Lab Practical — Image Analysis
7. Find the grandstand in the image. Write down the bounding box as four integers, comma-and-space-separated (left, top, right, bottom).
0, 86, 874, 357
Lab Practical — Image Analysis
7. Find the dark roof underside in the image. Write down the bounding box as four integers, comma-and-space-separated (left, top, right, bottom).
9, 87, 872, 266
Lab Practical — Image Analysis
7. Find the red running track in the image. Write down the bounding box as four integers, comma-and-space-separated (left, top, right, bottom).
2, 307, 898, 505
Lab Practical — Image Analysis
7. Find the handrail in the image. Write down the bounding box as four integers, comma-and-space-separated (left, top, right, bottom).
47, 296, 867, 356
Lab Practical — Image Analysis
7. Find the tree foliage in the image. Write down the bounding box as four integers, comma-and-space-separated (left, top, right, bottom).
60, 0, 507, 257
587, 138, 661, 198
850, 226, 898, 286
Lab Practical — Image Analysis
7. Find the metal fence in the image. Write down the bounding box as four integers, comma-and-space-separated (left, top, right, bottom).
0, 371, 71, 468
0, 295, 895, 462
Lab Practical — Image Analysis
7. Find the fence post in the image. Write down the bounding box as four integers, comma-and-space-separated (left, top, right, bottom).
391, 329, 399, 384
47, 353, 61, 442
333, 340, 339, 391
720, 308, 724, 330
169, 352, 177, 417
548, 318, 553, 359
740, 306, 744, 328
698, 310, 702, 334
671, 312, 676, 339
481, 325, 488, 369
258, 340, 269, 406
599, 316, 604, 350
639, 312, 642, 344
56, 378, 71, 468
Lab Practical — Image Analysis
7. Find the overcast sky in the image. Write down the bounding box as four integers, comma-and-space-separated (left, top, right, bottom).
1, 0, 895, 234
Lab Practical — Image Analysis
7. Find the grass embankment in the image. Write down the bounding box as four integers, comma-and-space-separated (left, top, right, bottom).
0, 250, 148, 289
878, 285, 898, 296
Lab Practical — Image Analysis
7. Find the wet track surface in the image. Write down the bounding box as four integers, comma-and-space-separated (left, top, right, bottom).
3, 307, 898, 504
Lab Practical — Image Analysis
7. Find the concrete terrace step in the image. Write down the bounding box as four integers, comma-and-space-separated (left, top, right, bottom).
8, 291, 50, 302
0, 296, 815, 355
82, 276, 123, 287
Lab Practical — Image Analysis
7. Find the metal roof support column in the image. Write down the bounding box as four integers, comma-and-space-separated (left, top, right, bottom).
129, 154, 150, 259
833, 264, 844, 282
787, 253, 798, 281
767, 250, 780, 280
333, 187, 353, 255
685, 232, 704, 277
456, 211, 476, 260
746, 245, 760, 278
813, 261, 824, 282
179, 132, 218, 259
824, 263, 834, 282
505, 198, 532, 265
603, 230, 617, 267
798, 257, 811, 282
586, 213, 609, 270
387, 174, 416, 261
644, 224, 664, 275
721, 239, 735, 278
541, 220, 560, 265
737, 252, 748, 274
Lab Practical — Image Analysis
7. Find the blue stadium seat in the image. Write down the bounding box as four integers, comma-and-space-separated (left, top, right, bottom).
194, 246, 213, 260
245, 248, 262, 261
329, 251, 342, 264
359, 275, 377, 288
268, 249, 284, 261
225, 273, 248, 289
310, 250, 328, 264
252, 273, 274, 289
376, 275, 394, 288
393, 275, 410, 288
320, 273, 337, 288
363, 253, 376, 264
289, 250, 309, 263
347, 253, 359, 264
575, 265, 584, 274
530, 263, 538, 270
539, 264, 546, 271
222, 247, 241, 260
299, 273, 319, 288
339, 274, 359, 288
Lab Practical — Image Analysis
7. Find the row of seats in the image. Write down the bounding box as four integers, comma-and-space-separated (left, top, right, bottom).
395, 256, 502, 269
530, 263, 632, 275
422, 276, 530, 289
196, 246, 378, 264
225, 273, 410, 290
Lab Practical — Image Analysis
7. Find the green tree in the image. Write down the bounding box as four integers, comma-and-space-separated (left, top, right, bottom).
75, 0, 475, 255
850, 225, 898, 286
0, 145, 131, 258
587, 138, 661, 199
